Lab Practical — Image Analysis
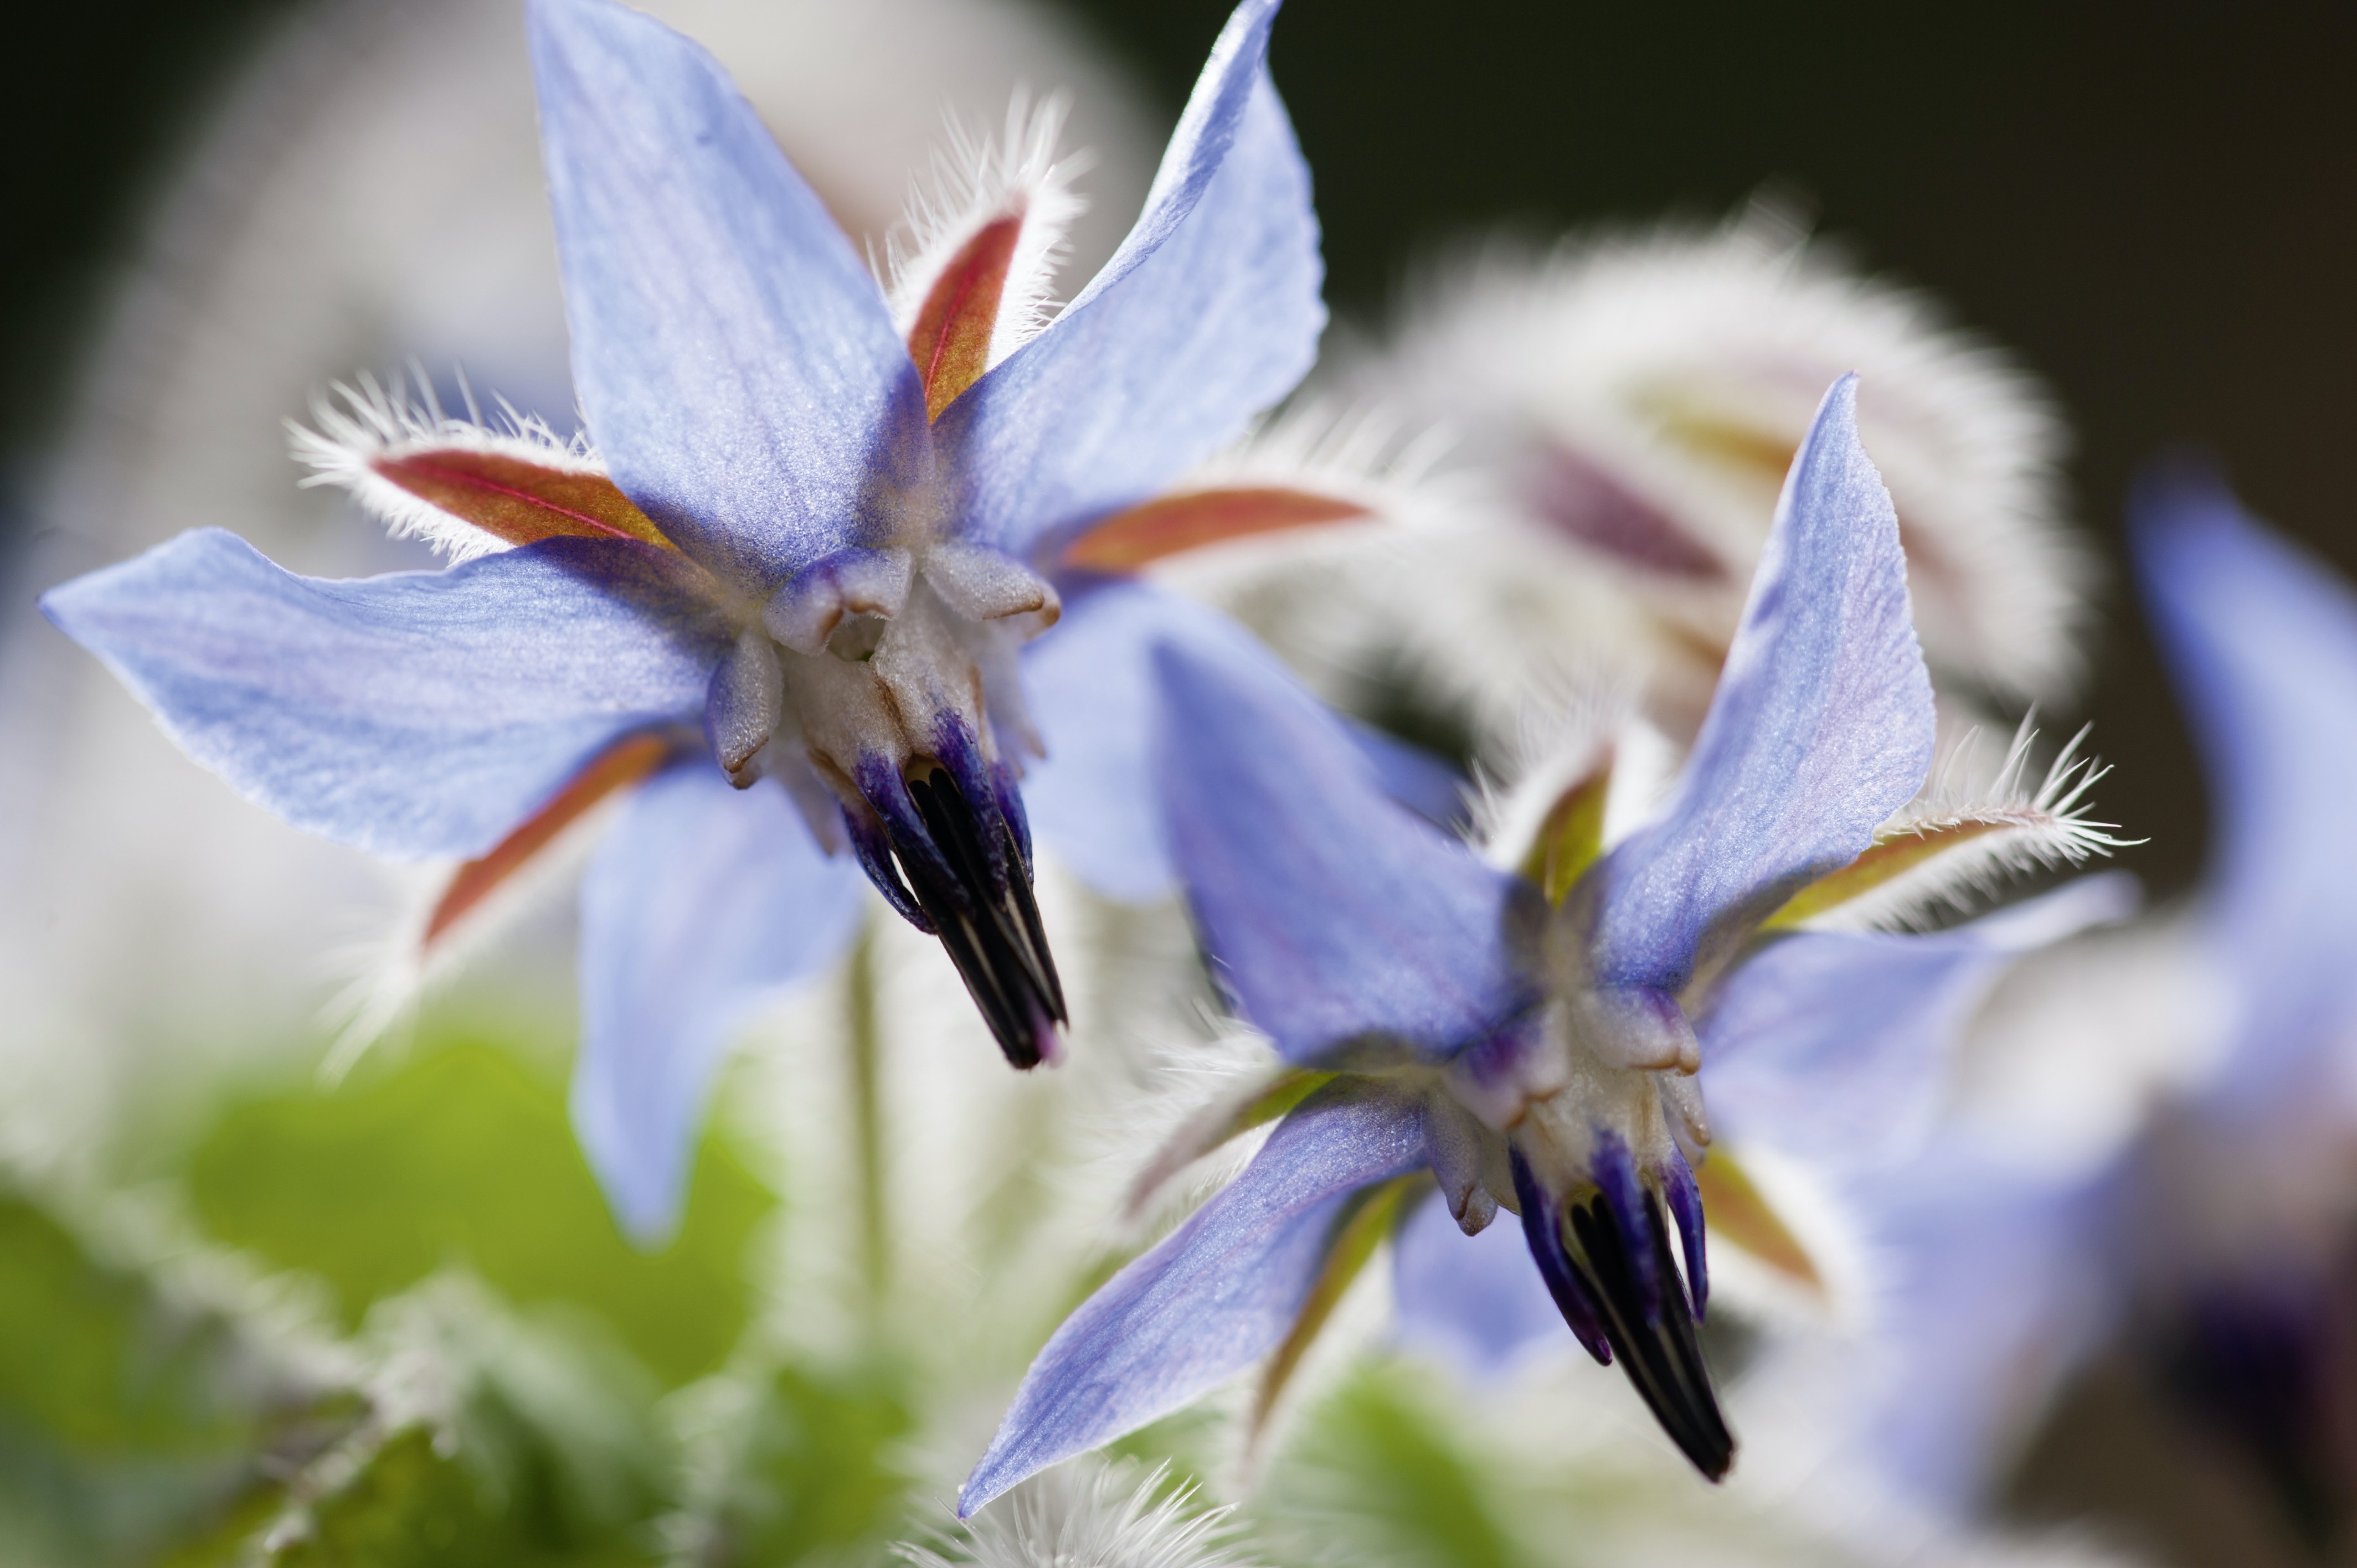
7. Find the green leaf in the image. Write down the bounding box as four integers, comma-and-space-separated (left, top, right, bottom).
185, 1032, 774, 1386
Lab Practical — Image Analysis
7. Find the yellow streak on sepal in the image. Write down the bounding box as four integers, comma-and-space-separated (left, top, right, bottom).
1252, 1175, 1421, 1438
1760, 819, 2007, 930
1121, 1068, 1338, 1221
1695, 1152, 1821, 1295
1520, 765, 1612, 906
1232, 1068, 1339, 1137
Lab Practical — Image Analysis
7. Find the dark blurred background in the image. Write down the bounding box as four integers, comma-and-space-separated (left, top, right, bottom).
11, 1, 2357, 899
7, 2, 2355, 1561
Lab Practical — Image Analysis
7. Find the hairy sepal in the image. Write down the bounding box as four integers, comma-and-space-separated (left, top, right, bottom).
1517, 761, 1612, 907
323, 734, 680, 1079
1062, 487, 1372, 573
1763, 723, 2128, 933
1251, 1174, 1418, 1438
424, 733, 679, 951
886, 91, 1089, 416
289, 375, 672, 561
1123, 1066, 1340, 1221
1692, 1149, 1822, 1298
1064, 401, 1440, 574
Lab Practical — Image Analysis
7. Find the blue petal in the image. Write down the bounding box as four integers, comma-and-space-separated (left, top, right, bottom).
1022, 578, 1468, 901
2134, 467, 2357, 1099
1391, 1188, 1564, 1379
1020, 580, 1260, 901
960, 1083, 1425, 1515
1592, 376, 1937, 992
39, 528, 725, 859
1700, 875, 2139, 1172
1152, 635, 1540, 1062
529, 0, 925, 589
573, 762, 865, 1245
1346, 718, 1473, 832
1844, 1148, 2120, 1512
938, 0, 1324, 563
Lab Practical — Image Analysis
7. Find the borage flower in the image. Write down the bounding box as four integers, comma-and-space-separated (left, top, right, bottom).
38, 0, 1360, 1240
1816, 471, 2357, 1526
960, 379, 2124, 1510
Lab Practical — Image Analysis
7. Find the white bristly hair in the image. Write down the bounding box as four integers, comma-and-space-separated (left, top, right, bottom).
1146, 399, 1514, 744
882, 90, 1092, 370
286, 371, 605, 565
1466, 678, 1639, 874
1804, 719, 2133, 935
901, 1458, 1259, 1568
312, 783, 622, 1085
1348, 202, 2093, 728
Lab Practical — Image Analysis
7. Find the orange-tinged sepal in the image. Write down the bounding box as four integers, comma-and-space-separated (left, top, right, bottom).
370, 447, 672, 550
291, 379, 675, 561
1061, 487, 1372, 574
908, 214, 1023, 420
424, 733, 675, 948
1760, 724, 2127, 934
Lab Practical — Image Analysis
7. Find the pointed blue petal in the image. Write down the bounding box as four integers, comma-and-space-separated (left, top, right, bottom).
938, 0, 1323, 563
1020, 580, 1264, 901
1842, 1147, 2119, 1512
38, 528, 725, 859
573, 762, 864, 1245
530, 0, 924, 588
1592, 376, 1937, 992
2134, 468, 2357, 1097
1152, 636, 1539, 1062
1391, 1188, 1565, 1379
1022, 579, 1469, 901
960, 1084, 1425, 1515
1701, 874, 2139, 1171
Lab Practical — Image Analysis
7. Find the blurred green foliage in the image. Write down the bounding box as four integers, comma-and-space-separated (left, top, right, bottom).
0, 1019, 1584, 1568
184, 1034, 772, 1387
685, 1360, 917, 1567
1259, 1359, 1530, 1568
0, 1193, 354, 1566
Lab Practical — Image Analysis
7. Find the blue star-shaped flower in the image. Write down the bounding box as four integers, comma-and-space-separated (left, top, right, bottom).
40, 0, 1328, 1242
1821, 469, 2357, 1520
957, 376, 1995, 1507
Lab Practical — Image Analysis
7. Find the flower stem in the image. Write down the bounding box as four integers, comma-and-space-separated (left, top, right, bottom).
847, 921, 890, 1308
